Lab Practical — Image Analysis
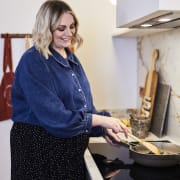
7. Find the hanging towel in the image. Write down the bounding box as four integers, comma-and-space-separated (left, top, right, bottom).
0, 34, 14, 121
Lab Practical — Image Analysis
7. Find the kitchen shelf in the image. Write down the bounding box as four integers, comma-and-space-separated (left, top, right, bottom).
112, 28, 171, 37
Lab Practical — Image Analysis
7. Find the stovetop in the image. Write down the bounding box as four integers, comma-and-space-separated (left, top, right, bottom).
88, 143, 180, 180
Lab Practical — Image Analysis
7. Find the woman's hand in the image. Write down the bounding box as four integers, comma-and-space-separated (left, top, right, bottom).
92, 114, 129, 146
103, 129, 121, 146
92, 114, 129, 136
103, 128, 129, 146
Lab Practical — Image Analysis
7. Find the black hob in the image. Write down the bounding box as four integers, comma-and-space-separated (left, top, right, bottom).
88, 143, 180, 180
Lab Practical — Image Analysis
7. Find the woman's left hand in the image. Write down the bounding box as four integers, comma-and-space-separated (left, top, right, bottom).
103, 129, 124, 146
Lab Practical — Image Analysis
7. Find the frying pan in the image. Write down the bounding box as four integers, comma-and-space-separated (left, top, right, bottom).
120, 140, 180, 167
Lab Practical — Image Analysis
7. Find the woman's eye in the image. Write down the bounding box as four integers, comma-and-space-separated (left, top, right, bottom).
56, 26, 66, 31
70, 24, 76, 30
56, 24, 76, 32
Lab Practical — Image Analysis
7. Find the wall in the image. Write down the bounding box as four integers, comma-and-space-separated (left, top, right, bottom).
137, 29, 180, 143
0, 0, 137, 179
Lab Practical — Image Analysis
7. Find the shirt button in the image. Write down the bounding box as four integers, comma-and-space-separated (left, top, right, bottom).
72, 73, 75, 76
78, 88, 82, 92
84, 104, 87, 108
85, 130, 88, 133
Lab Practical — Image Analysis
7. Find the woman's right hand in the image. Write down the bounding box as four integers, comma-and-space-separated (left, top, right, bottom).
92, 114, 129, 136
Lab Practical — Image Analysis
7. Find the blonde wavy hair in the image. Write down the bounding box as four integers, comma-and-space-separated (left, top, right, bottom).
32, 0, 83, 59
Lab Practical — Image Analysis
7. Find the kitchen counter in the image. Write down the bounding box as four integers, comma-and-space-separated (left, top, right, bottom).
85, 147, 104, 180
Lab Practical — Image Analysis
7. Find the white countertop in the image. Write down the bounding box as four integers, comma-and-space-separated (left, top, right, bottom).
84, 148, 104, 180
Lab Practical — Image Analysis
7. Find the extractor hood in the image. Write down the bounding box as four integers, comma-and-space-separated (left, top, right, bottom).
116, 0, 180, 29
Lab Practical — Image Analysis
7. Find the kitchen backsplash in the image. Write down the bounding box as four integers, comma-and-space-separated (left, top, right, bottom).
137, 28, 180, 143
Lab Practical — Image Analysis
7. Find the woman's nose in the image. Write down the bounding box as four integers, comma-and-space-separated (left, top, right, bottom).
64, 27, 73, 36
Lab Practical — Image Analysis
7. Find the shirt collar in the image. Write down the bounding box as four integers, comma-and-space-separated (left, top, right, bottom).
50, 47, 78, 67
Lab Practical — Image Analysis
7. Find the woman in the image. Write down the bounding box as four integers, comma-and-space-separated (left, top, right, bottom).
10, 0, 129, 179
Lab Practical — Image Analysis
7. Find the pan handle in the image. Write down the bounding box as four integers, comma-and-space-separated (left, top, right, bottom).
177, 153, 180, 161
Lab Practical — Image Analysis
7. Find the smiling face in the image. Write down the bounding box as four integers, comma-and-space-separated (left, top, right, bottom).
51, 12, 76, 52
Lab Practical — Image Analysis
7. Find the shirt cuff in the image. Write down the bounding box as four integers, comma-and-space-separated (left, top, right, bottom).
82, 113, 92, 134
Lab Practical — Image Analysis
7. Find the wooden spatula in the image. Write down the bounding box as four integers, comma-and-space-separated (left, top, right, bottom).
128, 133, 161, 155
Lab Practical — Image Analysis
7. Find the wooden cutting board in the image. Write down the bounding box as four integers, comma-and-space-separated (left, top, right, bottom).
140, 49, 159, 120
150, 83, 171, 137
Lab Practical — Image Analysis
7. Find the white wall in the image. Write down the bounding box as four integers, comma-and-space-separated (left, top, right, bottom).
0, 1, 137, 179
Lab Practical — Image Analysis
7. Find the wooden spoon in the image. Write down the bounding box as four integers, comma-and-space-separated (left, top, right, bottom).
128, 133, 161, 155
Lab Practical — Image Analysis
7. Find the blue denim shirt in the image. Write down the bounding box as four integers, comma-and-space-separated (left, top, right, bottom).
11, 46, 110, 138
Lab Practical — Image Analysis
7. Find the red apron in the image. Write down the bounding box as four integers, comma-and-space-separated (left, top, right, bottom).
0, 34, 14, 121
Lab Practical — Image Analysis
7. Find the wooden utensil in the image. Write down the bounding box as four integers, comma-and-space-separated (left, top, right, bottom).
128, 133, 161, 155
140, 49, 159, 120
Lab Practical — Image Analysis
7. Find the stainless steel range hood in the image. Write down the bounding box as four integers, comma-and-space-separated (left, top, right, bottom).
117, 0, 180, 29
121, 11, 180, 29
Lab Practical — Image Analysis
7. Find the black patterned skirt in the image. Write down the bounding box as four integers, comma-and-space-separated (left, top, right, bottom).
10, 122, 89, 180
